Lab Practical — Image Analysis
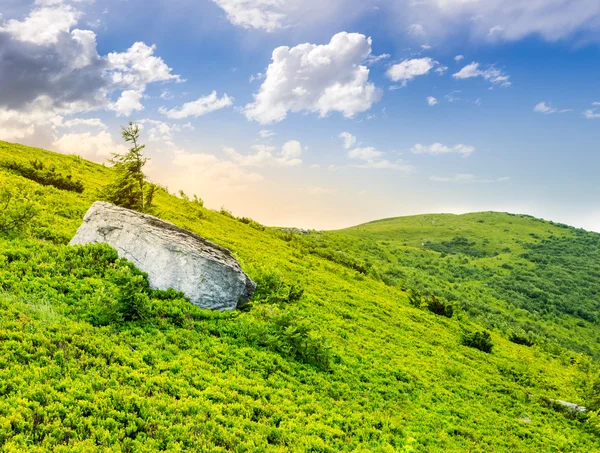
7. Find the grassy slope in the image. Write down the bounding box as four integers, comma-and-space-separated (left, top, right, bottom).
0, 140, 599, 452
301, 212, 600, 360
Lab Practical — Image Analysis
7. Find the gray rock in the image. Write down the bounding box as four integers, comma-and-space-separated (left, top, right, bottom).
554, 400, 587, 413
70, 201, 256, 310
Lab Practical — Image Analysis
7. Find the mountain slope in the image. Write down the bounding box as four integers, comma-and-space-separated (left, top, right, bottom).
0, 140, 599, 452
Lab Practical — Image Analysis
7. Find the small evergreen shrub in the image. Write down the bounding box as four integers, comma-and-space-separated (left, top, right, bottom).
509, 331, 535, 347
426, 296, 454, 318
462, 330, 493, 353
1, 159, 84, 193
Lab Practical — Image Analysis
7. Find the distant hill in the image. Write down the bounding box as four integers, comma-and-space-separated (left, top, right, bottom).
1, 140, 599, 452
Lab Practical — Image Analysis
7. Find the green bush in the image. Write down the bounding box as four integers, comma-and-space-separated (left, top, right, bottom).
508, 331, 535, 347
251, 268, 304, 306
0, 183, 39, 235
244, 307, 332, 371
1, 159, 84, 193
426, 295, 454, 318
462, 330, 493, 353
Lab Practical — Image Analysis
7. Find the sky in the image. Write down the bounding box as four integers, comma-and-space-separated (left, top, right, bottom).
0, 0, 599, 231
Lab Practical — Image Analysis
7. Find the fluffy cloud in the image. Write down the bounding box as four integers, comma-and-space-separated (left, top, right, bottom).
386, 58, 441, 87
344, 134, 414, 173
244, 32, 381, 124
0, 2, 180, 144
339, 132, 357, 150
533, 102, 571, 115
224, 140, 303, 167
212, 0, 600, 43
112, 90, 144, 117
211, 0, 288, 32
453, 62, 511, 87
454, 55, 464, 62
411, 143, 475, 157
0, 3, 80, 45
170, 151, 264, 193
52, 130, 128, 161
348, 147, 381, 161
427, 96, 438, 106
430, 174, 510, 183
159, 92, 233, 119
138, 119, 193, 147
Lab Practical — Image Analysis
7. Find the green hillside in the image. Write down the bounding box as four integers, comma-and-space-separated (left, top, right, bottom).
1, 140, 600, 452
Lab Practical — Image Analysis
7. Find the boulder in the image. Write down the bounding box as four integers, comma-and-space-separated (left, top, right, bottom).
70, 201, 256, 310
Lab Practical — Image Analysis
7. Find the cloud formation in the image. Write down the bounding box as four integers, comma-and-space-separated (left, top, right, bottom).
339, 132, 357, 150
244, 32, 381, 124
159, 92, 233, 119
411, 143, 475, 157
533, 102, 572, 114
213, 0, 600, 44
386, 58, 442, 87
0, 1, 180, 144
453, 62, 511, 87
224, 141, 303, 167
427, 96, 438, 106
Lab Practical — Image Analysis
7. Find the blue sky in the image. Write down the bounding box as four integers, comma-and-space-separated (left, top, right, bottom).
1, 0, 599, 230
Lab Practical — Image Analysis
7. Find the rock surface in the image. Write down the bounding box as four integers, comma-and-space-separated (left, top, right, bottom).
70, 202, 256, 310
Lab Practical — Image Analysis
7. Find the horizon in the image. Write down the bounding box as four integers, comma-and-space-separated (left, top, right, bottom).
1, 0, 599, 232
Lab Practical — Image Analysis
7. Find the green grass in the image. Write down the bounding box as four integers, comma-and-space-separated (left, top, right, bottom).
0, 140, 599, 452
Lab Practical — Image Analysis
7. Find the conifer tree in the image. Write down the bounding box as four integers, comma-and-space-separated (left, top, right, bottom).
103, 122, 156, 212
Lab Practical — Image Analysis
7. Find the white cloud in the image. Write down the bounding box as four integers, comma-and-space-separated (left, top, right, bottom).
593, 102, 600, 106
533, 102, 572, 115
343, 134, 414, 173
411, 142, 475, 157
348, 146, 382, 161
170, 150, 264, 193
159, 91, 233, 119
453, 62, 511, 87
224, 140, 303, 167
138, 119, 193, 147
52, 130, 128, 161
106, 42, 182, 90
259, 129, 276, 139
213, 0, 600, 44
385, 57, 441, 86
430, 174, 510, 183
0, 2, 180, 146
211, 0, 288, 32
339, 131, 357, 150
427, 96, 438, 106
454, 55, 464, 62
244, 32, 381, 124
112, 90, 144, 117
56, 117, 107, 129
0, 3, 80, 45
418, 0, 600, 42
584, 109, 600, 119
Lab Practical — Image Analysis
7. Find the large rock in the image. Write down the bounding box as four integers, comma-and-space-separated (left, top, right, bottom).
70, 201, 256, 310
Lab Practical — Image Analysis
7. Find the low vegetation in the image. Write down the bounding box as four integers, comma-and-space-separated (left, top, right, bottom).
0, 138, 600, 451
